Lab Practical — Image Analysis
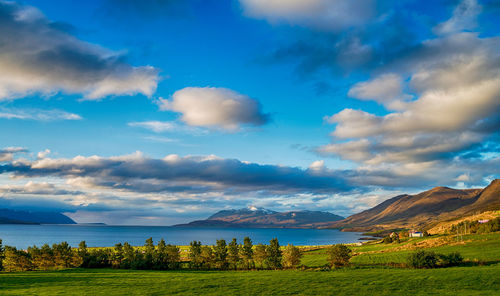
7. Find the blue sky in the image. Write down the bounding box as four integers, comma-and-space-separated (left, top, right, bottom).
0, 0, 499, 225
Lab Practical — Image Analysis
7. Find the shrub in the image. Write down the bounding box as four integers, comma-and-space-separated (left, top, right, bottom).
382, 236, 393, 244
282, 244, 302, 268
326, 244, 352, 268
407, 250, 438, 268
438, 252, 463, 267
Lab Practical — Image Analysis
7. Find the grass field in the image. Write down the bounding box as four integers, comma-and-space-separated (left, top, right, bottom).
1, 232, 500, 295
302, 232, 500, 267
1, 265, 499, 295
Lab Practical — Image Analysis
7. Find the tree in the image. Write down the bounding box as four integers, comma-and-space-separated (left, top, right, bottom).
3, 246, 33, 272
254, 244, 267, 269
52, 242, 76, 268
28, 244, 55, 270
156, 239, 180, 270
326, 244, 352, 268
189, 241, 203, 269
87, 248, 112, 268
122, 242, 135, 269
112, 243, 124, 268
0, 239, 4, 271
200, 245, 214, 269
282, 244, 302, 269
241, 237, 254, 269
143, 237, 155, 269
165, 244, 181, 269
78, 241, 89, 267
213, 239, 228, 270
227, 238, 240, 270
155, 238, 168, 270
265, 238, 282, 269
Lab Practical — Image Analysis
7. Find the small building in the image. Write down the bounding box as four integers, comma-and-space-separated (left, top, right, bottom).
478, 219, 490, 224
409, 231, 423, 238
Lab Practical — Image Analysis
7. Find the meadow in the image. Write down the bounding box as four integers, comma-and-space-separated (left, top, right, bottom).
1, 232, 499, 295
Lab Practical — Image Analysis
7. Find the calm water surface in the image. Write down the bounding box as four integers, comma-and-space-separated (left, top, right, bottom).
0, 225, 363, 249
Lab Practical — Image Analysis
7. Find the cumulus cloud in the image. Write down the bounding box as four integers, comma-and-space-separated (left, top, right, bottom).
0, 147, 26, 162
320, 2, 500, 168
0, 107, 82, 121
37, 149, 51, 159
347, 74, 412, 110
0, 181, 82, 196
1, 148, 498, 224
0, 1, 159, 101
239, 0, 376, 31
157, 87, 270, 131
1, 152, 349, 195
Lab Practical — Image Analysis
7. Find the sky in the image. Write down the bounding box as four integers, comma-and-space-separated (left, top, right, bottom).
0, 0, 499, 225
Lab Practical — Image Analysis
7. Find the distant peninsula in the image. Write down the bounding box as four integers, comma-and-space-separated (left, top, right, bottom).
175, 207, 344, 228
0, 208, 76, 225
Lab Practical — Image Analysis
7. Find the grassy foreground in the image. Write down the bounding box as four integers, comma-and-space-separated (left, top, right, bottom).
1, 232, 500, 295
1, 265, 499, 296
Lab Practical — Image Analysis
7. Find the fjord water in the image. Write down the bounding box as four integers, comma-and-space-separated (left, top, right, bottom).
0, 225, 362, 249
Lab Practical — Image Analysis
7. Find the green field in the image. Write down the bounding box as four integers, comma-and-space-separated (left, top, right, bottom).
301, 232, 500, 267
1, 232, 500, 295
1, 266, 499, 295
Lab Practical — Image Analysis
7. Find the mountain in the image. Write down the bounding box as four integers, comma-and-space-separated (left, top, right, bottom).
331, 179, 500, 232
0, 208, 76, 224
175, 207, 344, 228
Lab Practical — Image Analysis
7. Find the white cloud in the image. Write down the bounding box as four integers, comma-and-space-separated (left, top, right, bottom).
37, 149, 51, 159
157, 87, 269, 131
0, 107, 82, 121
434, 0, 482, 35
128, 120, 205, 135
239, 0, 375, 31
142, 136, 178, 143
347, 74, 411, 110
0, 147, 27, 162
308, 160, 325, 170
128, 121, 182, 133
321, 32, 500, 165
0, 1, 159, 101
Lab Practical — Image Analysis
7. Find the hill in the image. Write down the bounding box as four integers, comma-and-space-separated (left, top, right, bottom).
175, 207, 344, 228
0, 208, 76, 224
331, 179, 500, 231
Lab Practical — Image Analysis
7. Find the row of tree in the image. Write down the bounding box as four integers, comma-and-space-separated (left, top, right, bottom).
0, 237, 353, 272
450, 217, 500, 234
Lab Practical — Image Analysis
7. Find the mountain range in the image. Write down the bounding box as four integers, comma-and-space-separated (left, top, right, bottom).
175, 207, 344, 228
178, 179, 500, 231
0, 208, 76, 225
2, 179, 498, 229
330, 179, 500, 232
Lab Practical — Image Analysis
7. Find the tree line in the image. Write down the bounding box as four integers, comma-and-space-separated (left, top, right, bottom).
0, 237, 353, 272
450, 217, 500, 235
